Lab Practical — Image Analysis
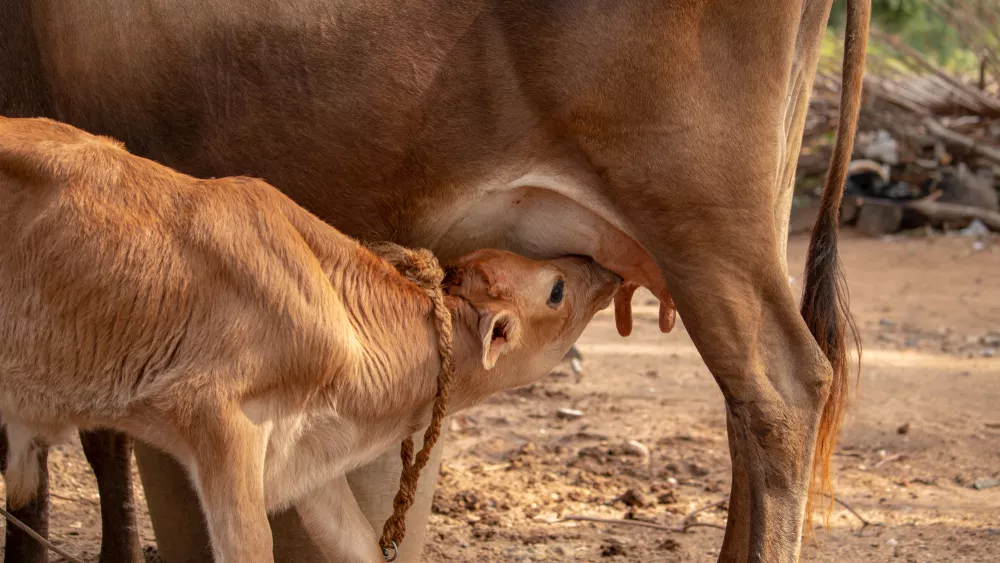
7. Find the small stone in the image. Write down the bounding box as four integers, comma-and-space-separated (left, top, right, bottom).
657, 490, 678, 505
658, 538, 681, 551
449, 415, 477, 433
570, 357, 584, 376
556, 408, 584, 420
619, 488, 654, 508
886, 538, 898, 547
896, 423, 910, 435
521, 533, 546, 545
564, 345, 583, 361
961, 219, 990, 237
973, 478, 1000, 490
879, 318, 897, 327
623, 440, 651, 463
688, 462, 710, 477
456, 490, 480, 511
600, 540, 627, 557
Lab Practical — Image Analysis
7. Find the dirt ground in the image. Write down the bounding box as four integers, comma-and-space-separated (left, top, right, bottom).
2, 230, 999, 562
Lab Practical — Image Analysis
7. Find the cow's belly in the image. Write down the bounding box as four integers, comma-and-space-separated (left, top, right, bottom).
414, 175, 673, 334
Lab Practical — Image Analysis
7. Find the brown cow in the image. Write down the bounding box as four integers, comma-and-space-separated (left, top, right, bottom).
0, 116, 621, 563
0, 1, 870, 561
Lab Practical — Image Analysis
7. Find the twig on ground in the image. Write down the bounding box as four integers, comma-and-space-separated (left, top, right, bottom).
872, 453, 903, 469
830, 496, 883, 537
551, 497, 728, 533
675, 498, 728, 532
676, 521, 728, 532
552, 514, 678, 532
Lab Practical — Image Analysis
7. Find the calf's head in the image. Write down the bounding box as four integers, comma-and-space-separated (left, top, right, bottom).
444, 249, 619, 404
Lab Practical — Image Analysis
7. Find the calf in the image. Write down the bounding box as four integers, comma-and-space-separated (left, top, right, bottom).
0, 117, 620, 563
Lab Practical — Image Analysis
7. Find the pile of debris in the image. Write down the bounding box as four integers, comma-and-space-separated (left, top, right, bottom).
800, 27, 1000, 237
841, 120, 999, 236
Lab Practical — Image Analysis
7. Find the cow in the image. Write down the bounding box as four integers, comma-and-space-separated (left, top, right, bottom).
0, 0, 870, 561
0, 116, 622, 563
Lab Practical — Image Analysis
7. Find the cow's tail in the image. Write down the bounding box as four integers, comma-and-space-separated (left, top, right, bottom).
800, 0, 870, 528
1, 421, 43, 509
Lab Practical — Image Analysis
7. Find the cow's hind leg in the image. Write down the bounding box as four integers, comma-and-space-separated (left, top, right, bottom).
79, 429, 144, 563
659, 239, 838, 562
1, 424, 50, 563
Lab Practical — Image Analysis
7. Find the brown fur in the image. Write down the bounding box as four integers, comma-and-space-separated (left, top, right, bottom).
0, 117, 620, 563
2, 1, 870, 560
0, 0, 50, 118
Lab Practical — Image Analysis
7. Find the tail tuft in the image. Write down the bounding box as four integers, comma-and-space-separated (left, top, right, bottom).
800, 0, 870, 532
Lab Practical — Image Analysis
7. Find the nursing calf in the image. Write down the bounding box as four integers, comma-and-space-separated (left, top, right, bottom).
0, 117, 620, 562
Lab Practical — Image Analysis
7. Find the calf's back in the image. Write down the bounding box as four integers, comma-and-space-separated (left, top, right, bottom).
0, 117, 358, 426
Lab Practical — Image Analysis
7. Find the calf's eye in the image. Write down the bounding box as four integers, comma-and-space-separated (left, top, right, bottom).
547, 279, 565, 308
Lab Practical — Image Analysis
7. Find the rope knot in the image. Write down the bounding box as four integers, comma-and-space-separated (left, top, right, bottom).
366, 243, 445, 294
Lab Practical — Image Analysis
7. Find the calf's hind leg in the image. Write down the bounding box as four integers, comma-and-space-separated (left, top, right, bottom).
79, 429, 144, 563
1, 424, 50, 563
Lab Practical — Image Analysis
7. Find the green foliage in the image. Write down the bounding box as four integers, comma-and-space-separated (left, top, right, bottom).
828, 0, 987, 75
830, 0, 929, 31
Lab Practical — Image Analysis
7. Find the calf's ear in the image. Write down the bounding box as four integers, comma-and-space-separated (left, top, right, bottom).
478, 308, 520, 370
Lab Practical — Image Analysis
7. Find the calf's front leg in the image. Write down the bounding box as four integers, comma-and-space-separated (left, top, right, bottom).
183, 408, 273, 563
295, 476, 383, 563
